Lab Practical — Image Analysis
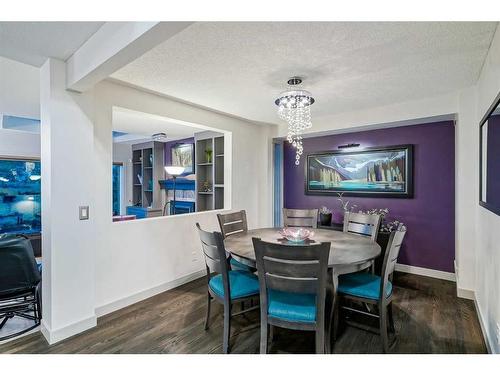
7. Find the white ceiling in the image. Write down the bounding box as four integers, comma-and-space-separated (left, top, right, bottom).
112, 107, 201, 143
112, 22, 498, 125
0, 22, 104, 66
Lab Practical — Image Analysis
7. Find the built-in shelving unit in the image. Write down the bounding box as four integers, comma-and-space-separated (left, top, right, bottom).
130, 141, 165, 210
195, 132, 225, 212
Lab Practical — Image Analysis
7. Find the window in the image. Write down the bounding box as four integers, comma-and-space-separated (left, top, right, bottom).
0, 158, 41, 234
112, 163, 123, 216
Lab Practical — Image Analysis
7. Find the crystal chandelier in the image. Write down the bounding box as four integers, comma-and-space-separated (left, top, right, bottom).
275, 77, 315, 165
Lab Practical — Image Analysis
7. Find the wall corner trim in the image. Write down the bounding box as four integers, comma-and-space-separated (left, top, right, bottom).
41, 315, 97, 345
395, 263, 456, 282
95, 269, 206, 318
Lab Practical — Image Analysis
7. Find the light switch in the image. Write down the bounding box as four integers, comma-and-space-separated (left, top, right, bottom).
79, 206, 89, 220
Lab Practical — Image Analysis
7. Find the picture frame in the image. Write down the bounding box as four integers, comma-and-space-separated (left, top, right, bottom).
305, 144, 414, 198
171, 143, 194, 174
479, 90, 500, 216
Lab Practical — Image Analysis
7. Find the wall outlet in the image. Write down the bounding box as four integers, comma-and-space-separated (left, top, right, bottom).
79, 206, 89, 220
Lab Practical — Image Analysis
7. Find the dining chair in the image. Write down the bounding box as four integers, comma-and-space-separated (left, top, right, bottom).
0, 234, 42, 341
217, 210, 256, 272
334, 226, 407, 352
196, 223, 259, 354
343, 211, 382, 241
282, 208, 319, 228
252, 238, 330, 354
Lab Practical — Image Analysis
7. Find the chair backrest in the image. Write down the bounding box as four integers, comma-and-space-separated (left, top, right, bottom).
343, 212, 381, 241
282, 208, 318, 228
379, 226, 407, 299
0, 234, 41, 297
252, 238, 330, 322
196, 223, 231, 299
217, 210, 248, 238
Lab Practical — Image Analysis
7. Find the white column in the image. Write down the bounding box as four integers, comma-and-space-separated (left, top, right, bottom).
40, 58, 96, 344
455, 87, 478, 299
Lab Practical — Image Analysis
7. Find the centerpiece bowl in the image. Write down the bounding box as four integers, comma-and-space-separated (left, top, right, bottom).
279, 227, 314, 243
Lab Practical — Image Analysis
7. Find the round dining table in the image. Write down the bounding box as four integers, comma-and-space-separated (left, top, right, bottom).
224, 227, 381, 274
224, 227, 381, 352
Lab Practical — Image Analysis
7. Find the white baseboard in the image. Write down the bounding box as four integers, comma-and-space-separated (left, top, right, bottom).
457, 287, 475, 300
41, 315, 97, 345
395, 263, 456, 282
474, 297, 496, 354
95, 269, 206, 318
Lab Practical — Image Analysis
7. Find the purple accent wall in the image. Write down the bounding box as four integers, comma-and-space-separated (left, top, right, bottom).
284, 121, 455, 272
164, 137, 195, 168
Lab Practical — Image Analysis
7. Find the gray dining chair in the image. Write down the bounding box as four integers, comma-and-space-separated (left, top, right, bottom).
334, 226, 407, 352
282, 208, 319, 228
252, 237, 330, 354
196, 223, 259, 354
217, 210, 256, 273
343, 211, 382, 241
217, 210, 248, 237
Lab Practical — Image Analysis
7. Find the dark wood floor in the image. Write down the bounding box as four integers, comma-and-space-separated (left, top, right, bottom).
0, 272, 486, 354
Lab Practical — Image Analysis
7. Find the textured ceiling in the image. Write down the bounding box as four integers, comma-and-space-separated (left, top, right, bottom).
113, 107, 200, 142
112, 22, 498, 125
0, 22, 104, 66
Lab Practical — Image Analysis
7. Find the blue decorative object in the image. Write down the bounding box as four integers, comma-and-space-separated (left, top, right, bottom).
338, 272, 393, 300
169, 200, 195, 215
267, 289, 316, 323
208, 270, 259, 299
159, 178, 195, 191
126, 206, 149, 219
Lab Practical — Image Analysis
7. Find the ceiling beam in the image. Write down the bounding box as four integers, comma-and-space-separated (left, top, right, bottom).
66, 22, 192, 92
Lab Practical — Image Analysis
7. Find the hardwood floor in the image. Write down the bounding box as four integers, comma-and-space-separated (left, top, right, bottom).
0, 272, 487, 354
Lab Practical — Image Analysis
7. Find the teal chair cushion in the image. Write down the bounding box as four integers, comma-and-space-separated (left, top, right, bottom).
209, 270, 259, 300
267, 289, 316, 323
338, 272, 392, 300
230, 257, 255, 272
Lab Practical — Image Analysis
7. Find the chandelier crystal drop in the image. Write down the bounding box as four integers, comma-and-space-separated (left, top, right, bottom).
275, 78, 315, 165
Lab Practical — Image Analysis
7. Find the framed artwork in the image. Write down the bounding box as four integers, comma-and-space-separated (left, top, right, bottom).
305, 144, 413, 198
479, 90, 500, 216
171, 143, 194, 174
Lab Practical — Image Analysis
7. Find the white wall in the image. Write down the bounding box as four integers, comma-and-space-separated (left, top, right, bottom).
0, 57, 41, 159
0, 129, 40, 158
0, 57, 40, 119
92, 80, 276, 312
40, 59, 97, 343
38, 71, 276, 342
472, 26, 500, 354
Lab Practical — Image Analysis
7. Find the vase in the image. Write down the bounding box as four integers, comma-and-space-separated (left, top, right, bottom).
319, 213, 332, 226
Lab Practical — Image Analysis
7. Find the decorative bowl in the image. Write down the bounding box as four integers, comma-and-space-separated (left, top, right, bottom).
279, 227, 314, 243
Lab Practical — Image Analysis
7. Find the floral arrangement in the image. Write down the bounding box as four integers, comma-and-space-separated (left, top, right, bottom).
319, 206, 332, 215
380, 220, 406, 233
365, 208, 389, 220
356, 206, 406, 233
337, 192, 358, 213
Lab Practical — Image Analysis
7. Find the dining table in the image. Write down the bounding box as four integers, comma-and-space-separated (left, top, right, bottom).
223, 227, 382, 351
